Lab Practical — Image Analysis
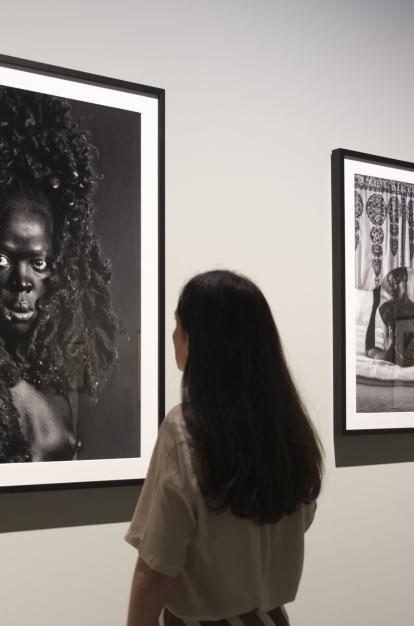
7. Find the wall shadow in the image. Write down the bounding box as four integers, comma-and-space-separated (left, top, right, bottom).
334, 409, 414, 467
0, 484, 141, 533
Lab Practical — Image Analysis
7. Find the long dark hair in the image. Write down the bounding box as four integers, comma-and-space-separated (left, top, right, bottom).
0, 87, 121, 462
177, 270, 323, 524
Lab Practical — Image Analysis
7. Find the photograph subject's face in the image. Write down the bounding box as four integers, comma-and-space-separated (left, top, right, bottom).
388, 273, 407, 301
0, 201, 53, 338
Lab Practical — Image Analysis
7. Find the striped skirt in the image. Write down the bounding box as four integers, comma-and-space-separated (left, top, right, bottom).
163, 606, 290, 626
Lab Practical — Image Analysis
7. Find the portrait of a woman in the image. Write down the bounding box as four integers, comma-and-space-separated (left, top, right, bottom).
0, 86, 122, 463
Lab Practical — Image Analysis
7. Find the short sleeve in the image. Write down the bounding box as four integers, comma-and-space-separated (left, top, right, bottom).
125, 419, 196, 577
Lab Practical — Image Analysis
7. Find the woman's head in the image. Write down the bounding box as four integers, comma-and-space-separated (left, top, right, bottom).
176, 270, 323, 524
0, 86, 119, 391
386, 266, 408, 301
176, 270, 281, 385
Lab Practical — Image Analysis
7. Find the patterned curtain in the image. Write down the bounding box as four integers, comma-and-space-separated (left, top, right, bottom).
355, 174, 414, 290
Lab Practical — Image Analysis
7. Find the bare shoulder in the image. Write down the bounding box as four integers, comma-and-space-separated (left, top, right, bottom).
10, 380, 78, 462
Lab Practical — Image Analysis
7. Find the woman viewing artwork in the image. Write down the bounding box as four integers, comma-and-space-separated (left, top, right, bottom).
0, 86, 122, 463
126, 270, 323, 626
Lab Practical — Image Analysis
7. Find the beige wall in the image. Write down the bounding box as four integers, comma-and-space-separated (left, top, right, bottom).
1, 1, 414, 624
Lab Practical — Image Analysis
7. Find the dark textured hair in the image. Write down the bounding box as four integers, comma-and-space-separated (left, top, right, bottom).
177, 270, 323, 524
0, 86, 121, 462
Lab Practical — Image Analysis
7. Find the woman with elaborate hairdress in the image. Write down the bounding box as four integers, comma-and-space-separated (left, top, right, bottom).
0, 87, 120, 463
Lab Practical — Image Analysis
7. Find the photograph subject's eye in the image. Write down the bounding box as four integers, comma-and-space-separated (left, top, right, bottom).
0, 254, 11, 269
32, 259, 48, 271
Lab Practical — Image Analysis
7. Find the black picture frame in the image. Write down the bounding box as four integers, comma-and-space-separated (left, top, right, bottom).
332, 148, 414, 434
0, 54, 164, 490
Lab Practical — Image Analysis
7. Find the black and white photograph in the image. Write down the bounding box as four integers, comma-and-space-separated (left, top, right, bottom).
0, 56, 163, 489
332, 149, 414, 433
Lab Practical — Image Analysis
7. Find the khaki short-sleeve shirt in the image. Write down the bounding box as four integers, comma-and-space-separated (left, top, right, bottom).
125, 405, 316, 621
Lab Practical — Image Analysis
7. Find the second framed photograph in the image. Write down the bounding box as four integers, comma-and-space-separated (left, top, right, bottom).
332, 148, 414, 433
0, 55, 164, 490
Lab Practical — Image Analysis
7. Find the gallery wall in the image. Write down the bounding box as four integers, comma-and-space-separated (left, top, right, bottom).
1, 1, 414, 625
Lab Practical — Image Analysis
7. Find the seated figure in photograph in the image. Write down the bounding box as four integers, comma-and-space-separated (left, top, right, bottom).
0, 87, 120, 463
366, 266, 414, 366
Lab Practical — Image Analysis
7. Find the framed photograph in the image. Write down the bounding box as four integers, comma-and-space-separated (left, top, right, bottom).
0, 54, 164, 490
332, 148, 414, 433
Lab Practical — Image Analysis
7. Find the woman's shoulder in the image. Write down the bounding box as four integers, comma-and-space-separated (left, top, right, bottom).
10, 380, 77, 462
164, 403, 185, 425
161, 403, 187, 441
160, 404, 198, 489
